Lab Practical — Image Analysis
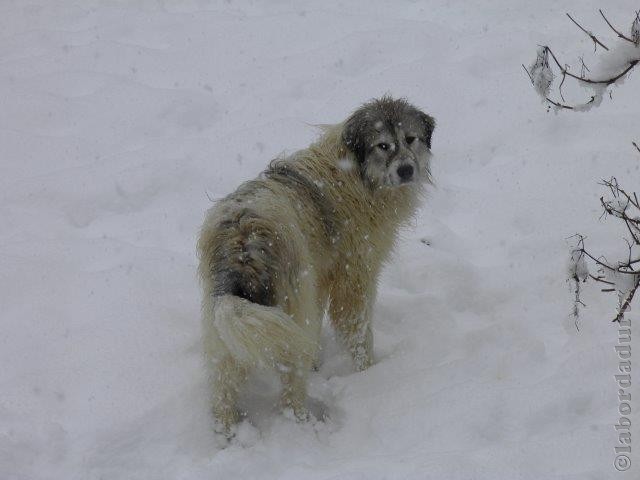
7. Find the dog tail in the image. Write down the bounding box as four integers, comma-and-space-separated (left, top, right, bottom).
211, 294, 317, 368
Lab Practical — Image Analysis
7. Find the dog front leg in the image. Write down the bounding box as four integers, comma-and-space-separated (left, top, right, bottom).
329, 292, 374, 371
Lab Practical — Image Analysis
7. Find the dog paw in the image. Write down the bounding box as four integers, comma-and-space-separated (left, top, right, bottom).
213, 433, 231, 449
234, 421, 260, 447
213, 419, 259, 449
282, 406, 311, 423
353, 354, 373, 372
213, 417, 238, 442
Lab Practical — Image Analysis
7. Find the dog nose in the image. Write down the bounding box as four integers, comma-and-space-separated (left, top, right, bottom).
397, 164, 414, 182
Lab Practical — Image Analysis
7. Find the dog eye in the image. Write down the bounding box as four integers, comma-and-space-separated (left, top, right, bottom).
406, 136, 416, 144
377, 143, 390, 151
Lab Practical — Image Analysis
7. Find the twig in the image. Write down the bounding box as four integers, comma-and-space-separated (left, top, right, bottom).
526, 10, 640, 111
633, 141, 640, 154
545, 94, 596, 110
572, 179, 640, 323
566, 12, 609, 51
579, 247, 637, 275
545, 97, 574, 110
521, 64, 534, 83
589, 273, 615, 286
545, 47, 639, 85
613, 275, 640, 322
599, 9, 636, 44
600, 178, 640, 210
572, 278, 583, 331
559, 68, 568, 100
578, 56, 590, 78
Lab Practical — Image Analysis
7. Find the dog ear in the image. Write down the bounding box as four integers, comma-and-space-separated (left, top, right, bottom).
342, 112, 367, 163
419, 112, 436, 150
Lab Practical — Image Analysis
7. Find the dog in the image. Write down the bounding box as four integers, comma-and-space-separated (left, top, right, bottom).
197, 96, 435, 437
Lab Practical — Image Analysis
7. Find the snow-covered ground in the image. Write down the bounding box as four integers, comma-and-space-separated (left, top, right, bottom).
1, 1, 639, 479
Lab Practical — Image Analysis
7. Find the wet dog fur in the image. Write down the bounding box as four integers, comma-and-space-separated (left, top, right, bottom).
197, 96, 435, 437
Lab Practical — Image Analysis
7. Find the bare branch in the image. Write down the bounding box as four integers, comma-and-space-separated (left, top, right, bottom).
545, 47, 639, 85
600, 178, 640, 210
570, 177, 640, 323
578, 56, 591, 78
571, 274, 582, 331
588, 273, 615, 285
567, 12, 609, 51
526, 10, 640, 111
633, 141, 640, 154
613, 275, 640, 322
599, 9, 636, 44
521, 64, 534, 83
559, 68, 568, 100
578, 246, 638, 275
545, 97, 575, 110
544, 94, 596, 110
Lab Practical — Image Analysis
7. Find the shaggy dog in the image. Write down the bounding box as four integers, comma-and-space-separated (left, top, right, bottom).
198, 96, 435, 436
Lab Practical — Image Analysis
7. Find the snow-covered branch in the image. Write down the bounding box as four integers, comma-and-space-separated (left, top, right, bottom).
569, 165, 640, 324
524, 10, 640, 111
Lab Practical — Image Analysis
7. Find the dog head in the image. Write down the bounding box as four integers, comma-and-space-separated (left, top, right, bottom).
342, 96, 435, 189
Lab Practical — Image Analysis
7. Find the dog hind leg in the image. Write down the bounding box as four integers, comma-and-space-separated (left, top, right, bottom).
211, 354, 248, 436
278, 274, 321, 420
280, 359, 312, 421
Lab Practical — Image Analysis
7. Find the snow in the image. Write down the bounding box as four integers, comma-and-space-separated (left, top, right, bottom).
528, 47, 554, 100
568, 247, 589, 283
337, 158, 354, 171
1, 1, 639, 479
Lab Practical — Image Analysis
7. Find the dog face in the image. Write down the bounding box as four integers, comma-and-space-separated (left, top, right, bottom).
343, 97, 435, 189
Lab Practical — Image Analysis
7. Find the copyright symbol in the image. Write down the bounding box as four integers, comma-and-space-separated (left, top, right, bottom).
614, 454, 631, 472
